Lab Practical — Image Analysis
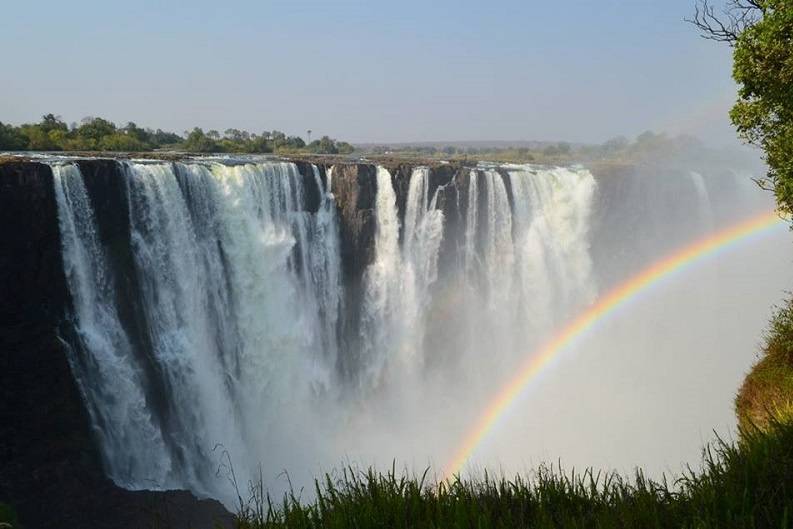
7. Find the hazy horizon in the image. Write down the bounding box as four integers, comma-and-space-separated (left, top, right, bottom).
1, 1, 741, 147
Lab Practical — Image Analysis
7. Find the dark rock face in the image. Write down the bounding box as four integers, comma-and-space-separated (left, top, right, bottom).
325, 163, 378, 379
330, 163, 379, 280
320, 162, 469, 380
291, 160, 323, 213
428, 165, 465, 278
326, 162, 473, 379
0, 161, 232, 529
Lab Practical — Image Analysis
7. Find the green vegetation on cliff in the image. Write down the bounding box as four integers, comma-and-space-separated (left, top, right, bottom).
182, 127, 354, 155
692, 1, 793, 213
736, 296, 793, 432
0, 114, 353, 156
0, 114, 718, 165
730, 1, 793, 215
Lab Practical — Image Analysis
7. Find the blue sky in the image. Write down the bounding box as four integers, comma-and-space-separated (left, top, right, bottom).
1, 1, 737, 144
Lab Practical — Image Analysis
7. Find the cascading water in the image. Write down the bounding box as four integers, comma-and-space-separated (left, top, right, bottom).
506, 165, 597, 329
481, 169, 515, 316
124, 162, 245, 493
309, 165, 343, 367
449, 165, 597, 376
690, 171, 715, 231
54, 160, 344, 498
463, 169, 479, 277
51, 157, 783, 505
359, 166, 404, 384
360, 166, 446, 384
53, 164, 172, 488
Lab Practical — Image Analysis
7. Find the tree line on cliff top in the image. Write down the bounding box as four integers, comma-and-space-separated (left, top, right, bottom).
0, 114, 355, 155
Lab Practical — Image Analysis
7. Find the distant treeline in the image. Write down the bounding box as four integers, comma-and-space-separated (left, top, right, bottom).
361, 131, 706, 164
0, 114, 355, 155
1, 114, 704, 163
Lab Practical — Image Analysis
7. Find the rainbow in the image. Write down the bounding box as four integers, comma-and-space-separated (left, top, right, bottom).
443, 210, 785, 479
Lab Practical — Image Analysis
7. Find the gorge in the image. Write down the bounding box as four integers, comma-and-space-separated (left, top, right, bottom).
0, 153, 788, 528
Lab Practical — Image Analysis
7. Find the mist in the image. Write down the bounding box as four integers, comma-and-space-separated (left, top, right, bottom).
45, 140, 791, 508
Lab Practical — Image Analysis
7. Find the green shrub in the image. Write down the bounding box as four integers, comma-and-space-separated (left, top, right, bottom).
736, 296, 793, 433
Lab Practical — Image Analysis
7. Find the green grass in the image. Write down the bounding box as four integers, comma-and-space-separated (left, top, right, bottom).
736, 296, 793, 433
232, 420, 793, 529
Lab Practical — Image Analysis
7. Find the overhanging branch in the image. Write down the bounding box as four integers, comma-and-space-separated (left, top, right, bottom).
686, 0, 763, 45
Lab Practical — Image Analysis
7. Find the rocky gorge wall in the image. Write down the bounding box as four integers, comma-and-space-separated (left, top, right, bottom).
0, 157, 470, 527
0, 155, 765, 526
0, 160, 231, 529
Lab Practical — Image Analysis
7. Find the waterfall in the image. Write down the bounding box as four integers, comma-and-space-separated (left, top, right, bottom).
402, 167, 445, 362
482, 169, 515, 313
359, 166, 402, 384
52, 163, 172, 488
690, 171, 714, 232
123, 162, 248, 492
310, 165, 343, 370
507, 165, 597, 327
54, 160, 344, 499
463, 169, 479, 277
51, 157, 752, 505
360, 166, 445, 384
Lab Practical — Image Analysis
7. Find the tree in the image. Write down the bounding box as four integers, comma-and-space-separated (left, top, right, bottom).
39, 113, 68, 134
247, 135, 272, 153
688, 0, 763, 44
123, 122, 151, 145
76, 117, 116, 142
152, 129, 183, 146
305, 135, 355, 154
286, 136, 306, 149
19, 124, 59, 151
224, 128, 248, 142
336, 141, 355, 154
270, 130, 287, 149
0, 114, 351, 155
99, 133, 149, 152
690, 1, 793, 214
0, 122, 28, 150
183, 127, 219, 153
